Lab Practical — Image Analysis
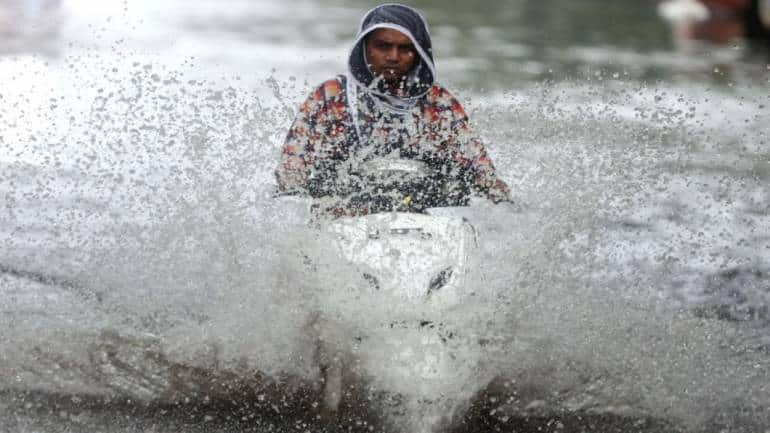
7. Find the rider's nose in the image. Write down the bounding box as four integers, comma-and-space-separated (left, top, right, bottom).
385, 47, 399, 62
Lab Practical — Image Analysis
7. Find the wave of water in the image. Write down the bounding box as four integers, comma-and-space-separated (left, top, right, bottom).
1, 52, 769, 432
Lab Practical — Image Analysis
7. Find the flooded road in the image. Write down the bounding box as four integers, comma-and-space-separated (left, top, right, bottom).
1, 0, 769, 432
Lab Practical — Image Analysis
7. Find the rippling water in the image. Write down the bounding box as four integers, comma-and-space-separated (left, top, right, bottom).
1, 0, 770, 432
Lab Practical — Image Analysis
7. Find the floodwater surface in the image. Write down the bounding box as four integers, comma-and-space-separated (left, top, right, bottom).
1, 0, 770, 432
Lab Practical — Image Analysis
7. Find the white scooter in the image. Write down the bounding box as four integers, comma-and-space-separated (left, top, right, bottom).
296, 158, 485, 432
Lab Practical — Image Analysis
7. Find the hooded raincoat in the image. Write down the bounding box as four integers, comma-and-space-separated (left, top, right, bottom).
276, 4, 510, 216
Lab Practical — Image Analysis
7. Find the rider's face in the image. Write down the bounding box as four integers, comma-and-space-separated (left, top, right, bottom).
365, 28, 418, 84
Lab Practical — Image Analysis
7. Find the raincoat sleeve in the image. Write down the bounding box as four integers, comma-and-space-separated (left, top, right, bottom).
445, 95, 512, 203
274, 85, 327, 194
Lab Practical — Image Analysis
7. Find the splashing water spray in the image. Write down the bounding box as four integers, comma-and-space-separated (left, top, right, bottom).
2, 40, 770, 433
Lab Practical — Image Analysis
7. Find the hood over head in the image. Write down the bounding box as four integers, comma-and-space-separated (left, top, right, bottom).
348, 4, 436, 101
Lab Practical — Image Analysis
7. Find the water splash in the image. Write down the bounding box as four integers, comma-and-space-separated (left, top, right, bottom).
2, 52, 770, 432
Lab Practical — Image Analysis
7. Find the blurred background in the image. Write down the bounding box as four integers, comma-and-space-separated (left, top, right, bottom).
1, 0, 768, 89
